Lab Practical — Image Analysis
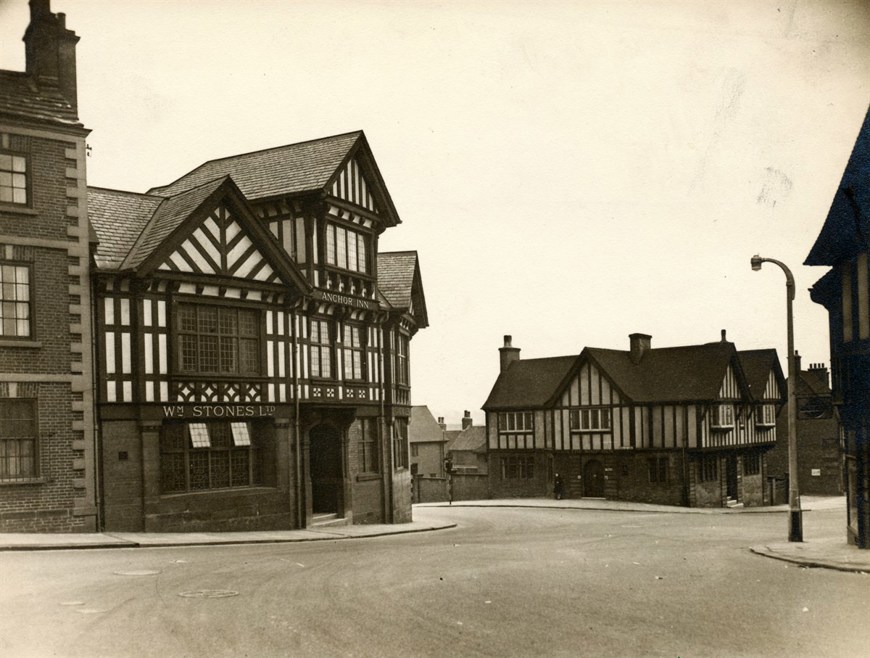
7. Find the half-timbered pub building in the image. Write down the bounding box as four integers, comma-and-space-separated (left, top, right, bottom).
805, 105, 870, 548
88, 132, 428, 532
483, 333, 785, 507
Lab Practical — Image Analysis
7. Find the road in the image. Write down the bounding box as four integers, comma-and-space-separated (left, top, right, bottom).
0, 505, 867, 657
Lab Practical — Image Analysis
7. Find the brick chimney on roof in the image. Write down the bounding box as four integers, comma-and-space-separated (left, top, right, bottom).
462, 411, 473, 430
807, 362, 829, 387
629, 333, 651, 365
437, 416, 446, 432
499, 335, 520, 373
23, 0, 80, 114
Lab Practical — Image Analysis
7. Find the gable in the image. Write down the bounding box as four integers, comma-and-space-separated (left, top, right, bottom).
717, 364, 742, 400
157, 202, 278, 283
559, 361, 623, 407
330, 156, 380, 214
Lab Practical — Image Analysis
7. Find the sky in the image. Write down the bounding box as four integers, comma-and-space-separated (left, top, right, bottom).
2, 0, 869, 427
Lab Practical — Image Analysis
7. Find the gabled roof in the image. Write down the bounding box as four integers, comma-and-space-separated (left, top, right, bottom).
805, 105, 870, 266
88, 177, 310, 293
0, 71, 82, 128
585, 342, 739, 403
88, 188, 164, 270
146, 131, 401, 227
409, 406, 446, 444
483, 356, 578, 410
377, 251, 429, 328
483, 338, 784, 410
447, 426, 486, 454
738, 349, 786, 402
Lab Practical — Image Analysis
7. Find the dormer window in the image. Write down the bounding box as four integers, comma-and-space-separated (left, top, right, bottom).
756, 404, 776, 427
711, 403, 734, 429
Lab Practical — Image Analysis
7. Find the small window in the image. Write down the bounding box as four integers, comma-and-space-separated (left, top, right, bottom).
393, 418, 409, 470
310, 318, 333, 379
699, 455, 718, 482
0, 399, 37, 480
358, 418, 379, 474
499, 412, 534, 433
570, 408, 611, 432
648, 457, 668, 483
0, 152, 27, 205
342, 324, 364, 380
756, 404, 776, 427
711, 404, 734, 428
744, 451, 761, 475
0, 264, 31, 338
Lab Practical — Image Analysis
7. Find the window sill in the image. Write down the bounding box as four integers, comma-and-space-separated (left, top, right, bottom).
0, 477, 47, 486
0, 204, 38, 216
159, 485, 277, 498
356, 473, 381, 482
0, 339, 42, 349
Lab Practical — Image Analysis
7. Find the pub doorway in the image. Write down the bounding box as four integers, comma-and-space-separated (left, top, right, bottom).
583, 459, 605, 497
309, 424, 343, 514
726, 454, 739, 502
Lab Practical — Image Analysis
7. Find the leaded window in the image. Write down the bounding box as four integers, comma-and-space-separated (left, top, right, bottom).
499, 412, 534, 433
393, 418, 409, 470
310, 318, 333, 379
699, 455, 718, 482
395, 333, 409, 386
358, 418, 379, 474
711, 404, 734, 428
569, 408, 611, 432
501, 454, 534, 479
0, 152, 27, 205
756, 404, 776, 426
0, 399, 37, 480
160, 421, 262, 493
343, 324, 364, 380
325, 223, 369, 273
648, 457, 668, 483
0, 264, 31, 338
178, 304, 260, 375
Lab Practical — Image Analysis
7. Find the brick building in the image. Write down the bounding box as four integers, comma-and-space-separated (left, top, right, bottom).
767, 358, 842, 497
0, 0, 98, 531
483, 333, 785, 508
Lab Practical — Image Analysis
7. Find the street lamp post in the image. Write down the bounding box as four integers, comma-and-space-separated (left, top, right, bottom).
751, 255, 803, 542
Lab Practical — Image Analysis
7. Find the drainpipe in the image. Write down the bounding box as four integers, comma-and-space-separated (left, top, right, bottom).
90, 273, 103, 531
292, 309, 302, 529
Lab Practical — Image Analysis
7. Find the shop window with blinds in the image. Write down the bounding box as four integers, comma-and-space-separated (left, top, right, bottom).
325, 223, 369, 274
160, 421, 262, 493
177, 304, 260, 375
310, 318, 333, 379
0, 399, 37, 480
343, 324, 364, 380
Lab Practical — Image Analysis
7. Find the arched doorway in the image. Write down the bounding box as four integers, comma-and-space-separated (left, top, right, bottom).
309, 424, 343, 514
583, 459, 605, 498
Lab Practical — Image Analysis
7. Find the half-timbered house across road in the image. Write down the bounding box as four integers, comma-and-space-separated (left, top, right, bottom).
88, 131, 428, 532
484, 333, 785, 507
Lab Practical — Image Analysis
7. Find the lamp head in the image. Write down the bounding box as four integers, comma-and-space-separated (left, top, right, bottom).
750, 255, 763, 271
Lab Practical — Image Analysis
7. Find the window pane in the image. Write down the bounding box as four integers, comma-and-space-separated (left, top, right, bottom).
348, 231, 358, 271
189, 423, 211, 448
326, 225, 336, 265
231, 422, 251, 446
337, 227, 347, 269
12, 156, 25, 173
358, 236, 367, 273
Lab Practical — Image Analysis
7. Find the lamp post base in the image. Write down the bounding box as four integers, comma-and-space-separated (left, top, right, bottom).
789, 510, 803, 543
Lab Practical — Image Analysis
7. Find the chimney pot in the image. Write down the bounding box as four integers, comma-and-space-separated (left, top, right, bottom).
629, 333, 652, 365
499, 334, 521, 372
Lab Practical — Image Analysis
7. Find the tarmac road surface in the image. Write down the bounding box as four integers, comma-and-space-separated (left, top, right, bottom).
0, 504, 867, 657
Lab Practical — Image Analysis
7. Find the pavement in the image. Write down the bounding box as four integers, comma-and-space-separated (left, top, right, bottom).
1, 495, 867, 573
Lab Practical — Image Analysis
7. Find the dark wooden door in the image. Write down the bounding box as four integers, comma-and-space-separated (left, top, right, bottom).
310, 425, 342, 514
583, 459, 605, 497
726, 455, 738, 500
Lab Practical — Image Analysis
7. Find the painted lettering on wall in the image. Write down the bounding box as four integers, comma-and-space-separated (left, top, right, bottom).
162, 404, 276, 418
313, 290, 378, 310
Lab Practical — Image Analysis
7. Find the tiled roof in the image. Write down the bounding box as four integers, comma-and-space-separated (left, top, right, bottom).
148, 131, 363, 200
806, 105, 870, 265
0, 71, 82, 127
123, 178, 227, 270
483, 356, 578, 409
586, 342, 737, 403
88, 188, 164, 270
447, 426, 486, 454
738, 349, 784, 401
410, 406, 446, 444
377, 251, 428, 327
377, 252, 416, 308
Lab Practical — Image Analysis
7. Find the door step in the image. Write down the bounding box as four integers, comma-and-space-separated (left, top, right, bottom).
725, 498, 743, 509
310, 513, 348, 528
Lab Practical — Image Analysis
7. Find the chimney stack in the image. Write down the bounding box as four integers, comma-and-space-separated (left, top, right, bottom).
23, 0, 80, 114
721, 329, 727, 342
629, 333, 651, 365
437, 416, 446, 432
794, 350, 802, 373
462, 410, 473, 430
808, 362, 829, 387
499, 335, 520, 373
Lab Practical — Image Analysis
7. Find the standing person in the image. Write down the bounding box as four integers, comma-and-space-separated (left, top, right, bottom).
554, 473, 564, 500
